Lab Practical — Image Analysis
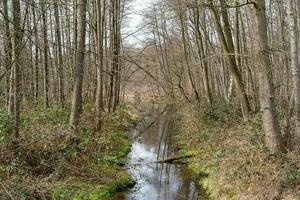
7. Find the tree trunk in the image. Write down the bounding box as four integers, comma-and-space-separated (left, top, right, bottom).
70, 0, 87, 131
12, 0, 23, 137
41, 0, 49, 108
30, 0, 39, 102
54, 0, 65, 104
3, 0, 12, 109
209, 0, 250, 120
254, 0, 283, 152
95, 0, 105, 131
287, 0, 300, 152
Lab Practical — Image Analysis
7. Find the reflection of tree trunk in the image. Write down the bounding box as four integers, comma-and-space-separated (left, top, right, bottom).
156, 114, 169, 161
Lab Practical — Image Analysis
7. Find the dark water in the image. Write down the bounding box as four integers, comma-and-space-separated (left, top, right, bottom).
118, 105, 199, 200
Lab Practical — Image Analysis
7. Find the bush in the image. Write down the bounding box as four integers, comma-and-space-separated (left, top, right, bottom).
0, 107, 13, 133
109, 104, 138, 128
196, 100, 237, 125
31, 104, 69, 125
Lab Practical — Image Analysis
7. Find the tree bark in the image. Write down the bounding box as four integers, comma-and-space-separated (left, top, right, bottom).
70, 0, 87, 131
12, 0, 23, 137
95, 0, 105, 131
254, 0, 283, 152
54, 0, 65, 104
3, 0, 12, 109
41, 0, 49, 108
208, 0, 250, 120
287, 0, 300, 152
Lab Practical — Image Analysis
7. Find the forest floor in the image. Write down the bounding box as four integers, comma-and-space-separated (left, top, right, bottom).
174, 100, 300, 199
1, 98, 299, 199
0, 102, 139, 199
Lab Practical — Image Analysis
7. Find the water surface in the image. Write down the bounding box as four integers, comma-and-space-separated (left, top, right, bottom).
118, 105, 199, 200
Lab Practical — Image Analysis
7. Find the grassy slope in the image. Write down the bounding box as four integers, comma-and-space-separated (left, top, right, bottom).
175, 101, 300, 200
0, 103, 138, 199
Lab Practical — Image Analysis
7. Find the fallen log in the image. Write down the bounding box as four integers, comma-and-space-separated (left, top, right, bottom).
155, 154, 196, 164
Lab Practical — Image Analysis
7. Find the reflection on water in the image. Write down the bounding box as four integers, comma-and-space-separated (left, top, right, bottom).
121, 105, 198, 200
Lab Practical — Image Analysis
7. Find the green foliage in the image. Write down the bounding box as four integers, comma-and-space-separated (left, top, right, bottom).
196, 100, 237, 125
288, 169, 300, 183
109, 104, 139, 128
100, 136, 131, 166
250, 113, 263, 135
53, 174, 135, 200
0, 107, 13, 133
284, 160, 300, 185
31, 104, 69, 125
0, 102, 138, 199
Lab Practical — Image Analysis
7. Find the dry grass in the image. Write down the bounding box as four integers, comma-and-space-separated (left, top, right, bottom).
176, 102, 300, 200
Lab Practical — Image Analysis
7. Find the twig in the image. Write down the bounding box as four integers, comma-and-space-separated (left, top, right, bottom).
0, 181, 15, 200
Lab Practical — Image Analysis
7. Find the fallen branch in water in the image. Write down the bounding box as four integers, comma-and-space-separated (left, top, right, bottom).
155, 154, 196, 164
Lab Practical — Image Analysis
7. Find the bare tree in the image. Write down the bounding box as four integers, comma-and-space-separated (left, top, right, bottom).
11, 0, 23, 137
70, 0, 88, 131
254, 0, 283, 152
287, 0, 300, 151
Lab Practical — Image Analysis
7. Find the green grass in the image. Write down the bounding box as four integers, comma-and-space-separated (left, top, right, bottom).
0, 103, 138, 199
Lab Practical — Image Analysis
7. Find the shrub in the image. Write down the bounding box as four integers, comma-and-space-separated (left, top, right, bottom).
196, 100, 237, 125
0, 107, 13, 133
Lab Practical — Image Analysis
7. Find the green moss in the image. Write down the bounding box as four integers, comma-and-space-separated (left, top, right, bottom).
52, 173, 135, 200
50, 129, 135, 200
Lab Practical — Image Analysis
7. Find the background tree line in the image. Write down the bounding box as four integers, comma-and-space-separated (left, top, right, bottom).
0, 0, 299, 154
132, 0, 300, 154
0, 0, 124, 135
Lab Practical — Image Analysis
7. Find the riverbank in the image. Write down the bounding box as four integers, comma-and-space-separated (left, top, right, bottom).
0, 102, 138, 199
175, 101, 300, 199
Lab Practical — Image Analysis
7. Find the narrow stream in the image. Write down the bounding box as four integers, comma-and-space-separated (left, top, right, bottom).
118, 105, 199, 200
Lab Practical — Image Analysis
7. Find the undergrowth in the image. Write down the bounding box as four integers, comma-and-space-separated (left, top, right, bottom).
176, 100, 300, 200
0, 103, 138, 199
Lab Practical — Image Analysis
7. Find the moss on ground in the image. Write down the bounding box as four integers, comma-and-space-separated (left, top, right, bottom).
175, 101, 300, 200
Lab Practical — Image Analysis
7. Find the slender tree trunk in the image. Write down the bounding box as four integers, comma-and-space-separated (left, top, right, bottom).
31, 1, 39, 102
112, 0, 121, 111
95, 0, 105, 130
254, 0, 283, 152
287, 0, 300, 152
3, 0, 12, 109
193, 5, 212, 104
70, 0, 87, 131
209, 0, 250, 120
41, 0, 49, 108
54, 0, 65, 104
12, 0, 23, 137
178, 4, 200, 102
